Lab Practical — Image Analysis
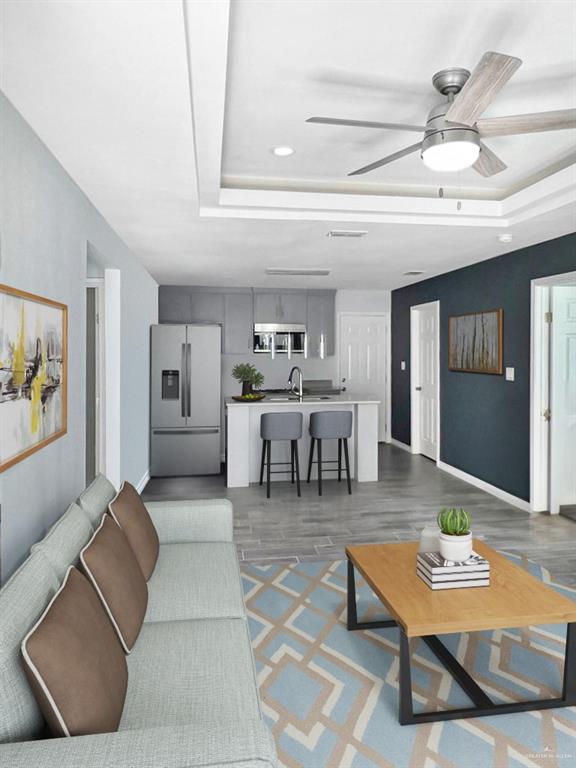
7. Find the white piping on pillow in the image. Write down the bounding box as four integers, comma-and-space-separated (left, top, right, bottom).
79, 513, 132, 654
107, 481, 126, 530
21, 566, 74, 737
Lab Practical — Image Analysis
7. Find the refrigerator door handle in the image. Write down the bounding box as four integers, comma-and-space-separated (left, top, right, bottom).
186, 342, 192, 418
181, 343, 187, 418
152, 428, 219, 436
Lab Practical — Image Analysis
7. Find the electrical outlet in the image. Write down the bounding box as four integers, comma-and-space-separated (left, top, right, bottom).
505, 367, 515, 382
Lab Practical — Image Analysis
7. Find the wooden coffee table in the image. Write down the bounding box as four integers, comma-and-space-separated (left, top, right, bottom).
346, 541, 576, 725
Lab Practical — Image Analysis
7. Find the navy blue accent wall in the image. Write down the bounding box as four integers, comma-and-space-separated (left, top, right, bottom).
391, 233, 576, 501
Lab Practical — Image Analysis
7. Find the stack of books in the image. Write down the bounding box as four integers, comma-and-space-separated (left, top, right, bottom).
417, 551, 490, 590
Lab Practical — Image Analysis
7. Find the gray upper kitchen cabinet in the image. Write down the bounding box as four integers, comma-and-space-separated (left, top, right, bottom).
253, 291, 280, 322
307, 290, 336, 357
253, 290, 307, 323
159, 287, 224, 324
158, 287, 193, 323
223, 292, 253, 353
278, 291, 308, 323
189, 292, 224, 324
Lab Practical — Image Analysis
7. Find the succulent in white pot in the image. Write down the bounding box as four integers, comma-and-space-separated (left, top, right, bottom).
437, 507, 473, 563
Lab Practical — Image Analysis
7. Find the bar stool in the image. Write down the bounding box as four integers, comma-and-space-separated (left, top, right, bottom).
307, 411, 352, 496
260, 412, 303, 499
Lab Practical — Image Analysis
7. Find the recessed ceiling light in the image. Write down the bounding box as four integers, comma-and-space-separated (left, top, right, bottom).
404, 270, 426, 276
271, 146, 294, 157
498, 233, 513, 243
266, 267, 330, 276
326, 230, 368, 238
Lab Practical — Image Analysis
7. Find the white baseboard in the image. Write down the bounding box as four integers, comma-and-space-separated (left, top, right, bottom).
437, 460, 531, 513
390, 438, 412, 453
135, 468, 150, 494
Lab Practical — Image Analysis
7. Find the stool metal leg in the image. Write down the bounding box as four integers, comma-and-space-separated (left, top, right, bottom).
317, 439, 323, 496
294, 441, 301, 497
343, 438, 352, 494
259, 440, 266, 486
307, 438, 315, 482
338, 438, 342, 482
290, 441, 295, 484
266, 440, 271, 499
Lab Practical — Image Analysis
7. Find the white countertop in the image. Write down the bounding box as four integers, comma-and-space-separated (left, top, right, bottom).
225, 394, 380, 406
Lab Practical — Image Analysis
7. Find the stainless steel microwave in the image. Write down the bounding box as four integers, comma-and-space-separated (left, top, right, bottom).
253, 323, 307, 356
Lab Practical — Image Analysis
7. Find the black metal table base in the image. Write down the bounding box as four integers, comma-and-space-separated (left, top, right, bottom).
347, 558, 576, 725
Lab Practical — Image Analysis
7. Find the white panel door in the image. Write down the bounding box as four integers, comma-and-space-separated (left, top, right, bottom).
550, 286, 576, 512
417, 304, 438, 460
339, 314, 387, 440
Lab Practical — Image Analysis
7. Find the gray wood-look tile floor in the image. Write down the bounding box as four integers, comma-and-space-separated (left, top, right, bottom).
143, 444, 576, 586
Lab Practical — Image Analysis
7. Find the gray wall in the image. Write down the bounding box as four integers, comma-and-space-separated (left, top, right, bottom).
0, 93, 158, 582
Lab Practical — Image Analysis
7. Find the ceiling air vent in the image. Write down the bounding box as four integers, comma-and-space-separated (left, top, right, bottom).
326, 230, 368, 238
266, 267, 331, 276
404, 270, 425, 276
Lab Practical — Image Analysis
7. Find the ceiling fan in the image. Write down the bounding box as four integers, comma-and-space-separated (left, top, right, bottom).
306, 52, 576, 177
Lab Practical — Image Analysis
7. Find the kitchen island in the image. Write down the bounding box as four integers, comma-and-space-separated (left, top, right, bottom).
225, 394, 379, 488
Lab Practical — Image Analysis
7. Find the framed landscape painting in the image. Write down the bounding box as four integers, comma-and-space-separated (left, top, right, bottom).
0, 284, 68, 473
448, 308, 503, 374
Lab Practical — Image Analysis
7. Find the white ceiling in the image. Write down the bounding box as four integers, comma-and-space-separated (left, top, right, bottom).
1, 0, 575, 289
223, 0, 576, 198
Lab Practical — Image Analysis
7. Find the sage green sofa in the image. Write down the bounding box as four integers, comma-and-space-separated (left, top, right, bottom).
0, 475, 277, 768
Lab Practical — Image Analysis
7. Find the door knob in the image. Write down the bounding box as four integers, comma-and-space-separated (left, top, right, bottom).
341, 378, 346, 383
415, 386, 422, 391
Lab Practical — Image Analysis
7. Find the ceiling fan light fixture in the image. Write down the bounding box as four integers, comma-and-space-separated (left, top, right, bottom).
421, 136, 480, 172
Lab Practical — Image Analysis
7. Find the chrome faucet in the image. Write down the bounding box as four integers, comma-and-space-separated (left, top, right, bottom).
287, 366, 304, 402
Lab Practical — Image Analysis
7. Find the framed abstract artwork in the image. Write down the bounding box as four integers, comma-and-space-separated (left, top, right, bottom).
0, 284, 68, 472
448, 308, 503, 374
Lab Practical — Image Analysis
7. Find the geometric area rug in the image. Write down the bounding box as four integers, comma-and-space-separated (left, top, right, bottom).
240, 555, 576, 768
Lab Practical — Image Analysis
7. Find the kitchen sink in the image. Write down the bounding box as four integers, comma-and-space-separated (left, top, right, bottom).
268, 395, 332, 401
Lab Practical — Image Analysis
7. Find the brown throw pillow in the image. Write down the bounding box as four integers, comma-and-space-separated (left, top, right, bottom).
21, 567, 127, 737
108, 481, 159, 580
80, 514, 148, 653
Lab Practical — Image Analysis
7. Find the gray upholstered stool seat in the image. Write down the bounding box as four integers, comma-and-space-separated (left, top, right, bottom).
260, 412, 303, 441
259, 412, 302, 498
307, 410, 353, 496
309, 410, 352, 440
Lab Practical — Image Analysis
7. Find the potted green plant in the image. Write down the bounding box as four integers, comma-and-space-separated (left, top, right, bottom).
232, 363, 264, 397
437, 507, 473, 562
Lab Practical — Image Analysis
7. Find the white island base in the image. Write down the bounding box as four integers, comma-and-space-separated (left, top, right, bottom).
225, 396, 379, 488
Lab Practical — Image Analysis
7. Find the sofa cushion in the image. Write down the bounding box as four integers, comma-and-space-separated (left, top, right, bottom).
120, 618, 261, 731
21, 567, 128, 737
31, 502, 94, 580
80, 515, 148, 653
109, 482, 159, 580
77, 474, 117, 528
145, 542, 245, 623
0, 551, 60, 743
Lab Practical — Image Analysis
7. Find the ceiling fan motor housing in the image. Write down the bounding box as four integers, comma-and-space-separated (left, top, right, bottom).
421, 96, 481, 167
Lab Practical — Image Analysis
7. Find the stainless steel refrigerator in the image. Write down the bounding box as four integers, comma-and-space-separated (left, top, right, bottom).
150, 324, 221, 476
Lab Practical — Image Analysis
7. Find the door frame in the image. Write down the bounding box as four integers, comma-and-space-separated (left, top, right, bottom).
337, 312, 391, 443
103, 269, 122, 488
86, 278, 106, 478
530, 270, 576, 513
410, 301, 440, 461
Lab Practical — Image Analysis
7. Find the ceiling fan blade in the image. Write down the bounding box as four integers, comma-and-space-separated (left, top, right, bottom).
477, 109, 576, 137
348, 142, 422, 176
445, 52, 522, 126
473, 142, 507, 177
306, 116, 425, 132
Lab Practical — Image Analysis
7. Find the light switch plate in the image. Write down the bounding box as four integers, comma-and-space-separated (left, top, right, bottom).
401, 361, 406, 371
505, 367, 515, 381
